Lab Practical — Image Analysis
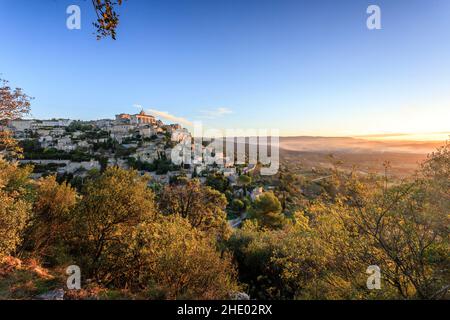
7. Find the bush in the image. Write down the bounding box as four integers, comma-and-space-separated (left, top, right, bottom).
0, 158, 33, 258
22, 175, 78, 264
0, 191, 30, 258
71, 166, 156, 281
231, 199, 245, 213
109, 216, 240, 299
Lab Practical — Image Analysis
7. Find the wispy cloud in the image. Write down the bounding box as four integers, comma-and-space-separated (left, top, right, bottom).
199, 107, 233, 119
146, 108, 193, 126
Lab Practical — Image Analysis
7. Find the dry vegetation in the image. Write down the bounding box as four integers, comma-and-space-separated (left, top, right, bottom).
0, 79, 448, 300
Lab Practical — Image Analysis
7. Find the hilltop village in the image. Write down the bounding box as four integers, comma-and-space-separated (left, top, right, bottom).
6, 111, 259, 191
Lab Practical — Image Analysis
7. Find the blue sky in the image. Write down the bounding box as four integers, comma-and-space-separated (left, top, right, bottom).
1, 0, 449, 137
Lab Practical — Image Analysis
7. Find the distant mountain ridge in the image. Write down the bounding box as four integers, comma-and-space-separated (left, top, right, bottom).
279, 136, 445, 154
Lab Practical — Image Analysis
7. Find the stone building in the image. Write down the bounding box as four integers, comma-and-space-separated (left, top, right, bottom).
115, 111, 157, 125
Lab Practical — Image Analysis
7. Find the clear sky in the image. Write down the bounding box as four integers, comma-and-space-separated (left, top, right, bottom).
1, 0, 449, 137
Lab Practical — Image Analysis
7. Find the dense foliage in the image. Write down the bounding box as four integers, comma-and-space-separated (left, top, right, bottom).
226, 143, 450, 299
0, 141, 448, 299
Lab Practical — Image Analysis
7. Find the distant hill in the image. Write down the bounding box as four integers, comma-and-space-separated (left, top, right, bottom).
277, 136, 448, 178
279, 136, 445, 154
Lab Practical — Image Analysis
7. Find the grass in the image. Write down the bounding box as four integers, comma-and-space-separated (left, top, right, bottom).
0, 256, 61, 299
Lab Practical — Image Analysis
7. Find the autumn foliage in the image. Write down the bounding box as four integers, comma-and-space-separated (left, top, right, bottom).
0, 77, 448, 299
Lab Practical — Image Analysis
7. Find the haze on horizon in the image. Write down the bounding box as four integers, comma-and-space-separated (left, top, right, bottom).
1, 0, 449, 138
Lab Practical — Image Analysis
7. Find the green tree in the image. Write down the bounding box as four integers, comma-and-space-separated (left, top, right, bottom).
157, 179, 229, 238
206, 172, 229, 193
250, 192, 285, 229
231, 199, 245, 213
72, 167, 156, 281
238, 174, 252, 195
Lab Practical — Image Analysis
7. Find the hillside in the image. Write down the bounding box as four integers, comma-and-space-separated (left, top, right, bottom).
279, 136, 445, 178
